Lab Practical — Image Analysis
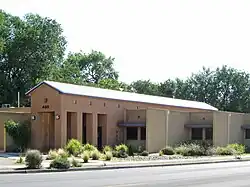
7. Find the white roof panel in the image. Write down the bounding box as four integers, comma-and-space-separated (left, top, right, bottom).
26, 81, 218, 111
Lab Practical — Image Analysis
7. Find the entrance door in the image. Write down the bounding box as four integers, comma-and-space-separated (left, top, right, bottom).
48, 113, 55, 149
98, 126, 102, 149
42, 112, 55, 151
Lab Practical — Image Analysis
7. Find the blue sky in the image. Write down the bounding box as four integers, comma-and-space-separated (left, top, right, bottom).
2, 0, 250, 83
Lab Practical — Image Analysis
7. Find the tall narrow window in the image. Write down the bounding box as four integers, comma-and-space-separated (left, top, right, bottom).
205, 128, 213, 140
245, 129, 250, 139
140, 127, 146, 140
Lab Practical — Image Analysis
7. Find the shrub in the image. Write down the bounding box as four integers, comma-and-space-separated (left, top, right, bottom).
140, 150, 149, 156
112, 150, 119, 157
57, 148, 68, 158
227, 144, 245, 155
161, 146, 175, 155
25, 149, 43, 169
65, 139, 82, 156
159, 150, 164, 156
118, 150, 128, 158
50, 157, 70, 169
216, 147, 234, 155
71, 157, 82, 167
128, 145, 134, 156
82, 152, 89, 163
47, 149, 58, 160
104, 151, 113, 161
91, 150, 100, 160
103, 145, 112, 153
175, 144, 205, 156
4, 120, 31, 151
115, 144, 128, 153
82, 143, 97, 152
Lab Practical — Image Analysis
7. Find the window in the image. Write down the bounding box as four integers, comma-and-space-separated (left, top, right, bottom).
117, 104, 120, 108
205, 128, 213, 140
127, 127, 138, 140
245, 129, 250, 139
104, 102, 106, 107
140, 127, 146, 140
191, 128, 203, 140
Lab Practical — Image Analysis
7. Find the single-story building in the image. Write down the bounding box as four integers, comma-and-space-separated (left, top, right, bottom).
2, 80, 250, 153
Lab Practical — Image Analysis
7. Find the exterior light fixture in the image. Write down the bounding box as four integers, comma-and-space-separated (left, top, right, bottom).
55, 114, 60, 120
31, 115, 36, 120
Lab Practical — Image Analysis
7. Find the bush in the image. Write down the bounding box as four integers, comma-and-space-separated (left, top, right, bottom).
4, 120, 31, 151
140, 150, 149, 156
175, 144, 205, 156
159, 150, 164, 156
104, 151, 113, 161
50, 157, 70, 169
115, 144, 128, 153
47, 149, 58, 160
15, 156, 24, 164
82, 143, 97, 152
82, 152, 89, 163
118, 150, 128, 158
161, 146, 175, 155
128, 145, 134, 156
71, 157, 82, 167
91, 150, 100, 160
227, 144, 245, 155
216, 147, 234, 155
103, 145, 112, 153
57, 148, 68, 158
112, 150, 119, 157
65, 139, 82, 156
25, 150, 43, 169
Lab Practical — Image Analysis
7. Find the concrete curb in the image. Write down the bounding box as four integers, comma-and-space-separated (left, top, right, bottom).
0, 158, 250, 174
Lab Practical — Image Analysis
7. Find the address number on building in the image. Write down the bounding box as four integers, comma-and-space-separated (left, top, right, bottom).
42, 105, 49, 109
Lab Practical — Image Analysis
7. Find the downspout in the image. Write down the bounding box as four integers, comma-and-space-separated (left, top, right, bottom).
165, 110, 170, 146
227, 113, 231, 144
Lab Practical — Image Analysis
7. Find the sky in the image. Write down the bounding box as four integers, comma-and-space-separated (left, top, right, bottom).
1, 0, 250, 83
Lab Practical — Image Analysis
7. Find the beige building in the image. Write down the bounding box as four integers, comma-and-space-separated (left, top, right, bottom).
2, 80, 250, 153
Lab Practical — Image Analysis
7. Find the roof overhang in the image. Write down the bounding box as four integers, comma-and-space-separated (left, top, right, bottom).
184, 124, 212, 128
241, 124, 250, 129
118, 123, 146, 127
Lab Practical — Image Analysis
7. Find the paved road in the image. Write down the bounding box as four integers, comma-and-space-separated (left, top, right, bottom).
1, 161, 250, 186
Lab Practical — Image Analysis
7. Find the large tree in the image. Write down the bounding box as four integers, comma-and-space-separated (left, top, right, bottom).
64, 50, 119, 84
0, 10, 67, 106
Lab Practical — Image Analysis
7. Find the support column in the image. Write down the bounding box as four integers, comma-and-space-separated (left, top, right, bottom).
77, 112, 82, 143
92, 113, 98, 146
138, 127, 141, 140
61, 111, 67, 148
202, 128, 206, 140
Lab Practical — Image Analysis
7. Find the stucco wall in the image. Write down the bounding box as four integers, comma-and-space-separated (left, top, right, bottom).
146, 109, 168, 153
229, 112, 244, 144
0, 112, 30, 152
189, 112, 213, 125
167, 111, 189, 145
213, 111, 229, 146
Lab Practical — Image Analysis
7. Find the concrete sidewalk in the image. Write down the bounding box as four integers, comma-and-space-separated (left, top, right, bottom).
1, 155, 250, 174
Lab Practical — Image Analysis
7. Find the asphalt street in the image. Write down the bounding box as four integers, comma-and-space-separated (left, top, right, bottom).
1, 161, 250, 187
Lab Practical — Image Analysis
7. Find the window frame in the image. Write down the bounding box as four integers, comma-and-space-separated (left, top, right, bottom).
191, 128, 203, 140
126, 127, 138, 140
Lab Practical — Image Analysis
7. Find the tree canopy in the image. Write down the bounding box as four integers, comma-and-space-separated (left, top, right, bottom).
1, 10, 250, 113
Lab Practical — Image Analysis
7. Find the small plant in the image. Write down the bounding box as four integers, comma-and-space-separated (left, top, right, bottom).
47, 149, 58, 160
82, 152, 89, 163
15, 156, 24, 164
65, 139, 82, 156
25, 149, 43, 169
112, 150, 119, 157
161, 146, 175, 155
216, 147, 234, 155
82, 143, 97, 152
104, 151, 113, 161
71, 157, 82, 167
227, 144, 245, 155
103, 145, 112, 153
91, 150, 100, 160
159, 150, 164, 156
50, 157, 70, 169
115, 144, 128, 153
118, 150, 128, 158
57, 148, 68, 158
140, 150, 149, 156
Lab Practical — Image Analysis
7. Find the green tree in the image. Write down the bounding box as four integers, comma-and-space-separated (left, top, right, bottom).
130, 80, 160, 96
0, 10, 67, 106
98, 79, 132, 91
65, 50, 119, 84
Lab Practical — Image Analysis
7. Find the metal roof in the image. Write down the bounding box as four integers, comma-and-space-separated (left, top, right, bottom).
26, 81, 218, 111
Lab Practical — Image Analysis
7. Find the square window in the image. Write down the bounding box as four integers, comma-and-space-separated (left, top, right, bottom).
140, 127, 146, 140
127, 127, 138, 140
191, 128, 203, 140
